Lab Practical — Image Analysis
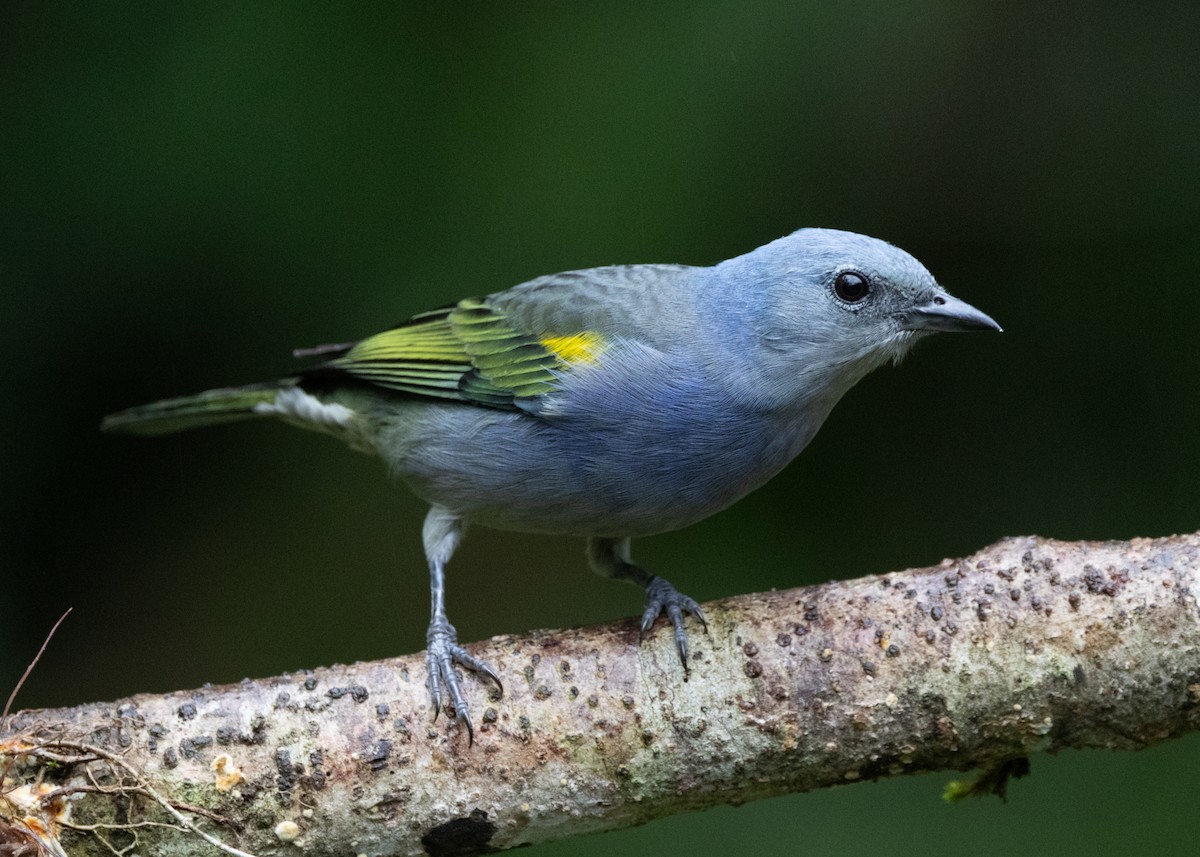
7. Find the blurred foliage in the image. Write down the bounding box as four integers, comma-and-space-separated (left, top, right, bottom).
3, 3, 1198, 856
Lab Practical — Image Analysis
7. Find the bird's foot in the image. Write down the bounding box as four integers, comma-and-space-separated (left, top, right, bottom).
425, 618, 502, 745
639, 575, 709, 672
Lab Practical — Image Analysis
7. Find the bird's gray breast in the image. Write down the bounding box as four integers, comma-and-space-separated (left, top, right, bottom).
387, 343, 813, 537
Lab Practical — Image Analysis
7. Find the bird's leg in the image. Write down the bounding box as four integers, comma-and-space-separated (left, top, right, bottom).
586, 536, 708, 672
422, 505, 502, 744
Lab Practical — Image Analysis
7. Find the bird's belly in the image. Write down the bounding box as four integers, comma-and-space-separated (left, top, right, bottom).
380, 397, 804, 538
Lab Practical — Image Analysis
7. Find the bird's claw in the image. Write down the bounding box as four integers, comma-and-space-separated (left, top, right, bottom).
426, 619, 502, 746
639, 575, 708, 672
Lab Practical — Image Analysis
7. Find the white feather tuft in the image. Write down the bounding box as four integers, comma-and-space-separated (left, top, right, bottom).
254, 387, 354, 428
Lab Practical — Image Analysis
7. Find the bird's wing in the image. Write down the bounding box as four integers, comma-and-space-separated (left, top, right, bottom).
306, 297, 606, 410
304, 264, 698, 411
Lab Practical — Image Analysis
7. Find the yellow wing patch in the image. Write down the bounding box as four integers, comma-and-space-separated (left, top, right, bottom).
540, 332, 606, 366
312, 300, 605, 410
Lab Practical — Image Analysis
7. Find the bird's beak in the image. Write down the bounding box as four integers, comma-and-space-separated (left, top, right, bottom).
902, 293, 1002, 333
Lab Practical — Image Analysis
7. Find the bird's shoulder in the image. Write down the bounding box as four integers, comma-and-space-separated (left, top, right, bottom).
488, 263, 697, 346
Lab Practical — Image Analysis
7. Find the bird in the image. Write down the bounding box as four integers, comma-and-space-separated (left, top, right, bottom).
102, 227, 1000, 742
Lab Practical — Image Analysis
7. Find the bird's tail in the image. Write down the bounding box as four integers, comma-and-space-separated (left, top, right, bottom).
100, 381, 291, 436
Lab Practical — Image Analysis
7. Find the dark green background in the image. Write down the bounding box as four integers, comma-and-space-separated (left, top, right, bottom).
4, 3, 1198, 855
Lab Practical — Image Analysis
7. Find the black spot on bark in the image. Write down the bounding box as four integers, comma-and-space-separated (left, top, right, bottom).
275, 748, 299, 794
365, 739, 392, 772
422, 808, 498, 857
308, 749, 327, 790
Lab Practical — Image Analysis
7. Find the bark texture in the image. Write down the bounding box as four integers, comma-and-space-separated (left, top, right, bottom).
3, 532, 1199, 856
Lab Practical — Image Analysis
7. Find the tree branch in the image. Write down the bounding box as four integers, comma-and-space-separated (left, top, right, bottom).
3, 532, 1199, 856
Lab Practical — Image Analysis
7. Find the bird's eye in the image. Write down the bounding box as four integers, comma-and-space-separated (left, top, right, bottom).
833, 271, 871, 304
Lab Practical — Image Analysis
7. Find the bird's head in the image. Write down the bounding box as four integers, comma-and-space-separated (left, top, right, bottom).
709, 227, 1000, 409
758, 227, 997, 361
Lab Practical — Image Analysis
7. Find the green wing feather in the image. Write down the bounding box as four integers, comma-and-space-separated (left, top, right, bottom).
319, 298, 576, 408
